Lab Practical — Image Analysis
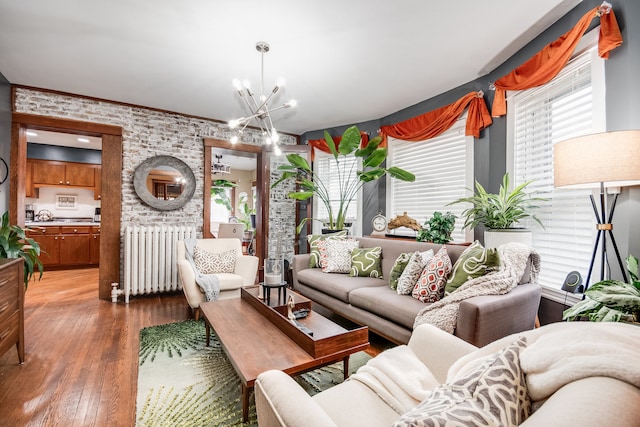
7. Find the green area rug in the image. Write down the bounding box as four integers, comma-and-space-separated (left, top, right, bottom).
136, 319, 371, 426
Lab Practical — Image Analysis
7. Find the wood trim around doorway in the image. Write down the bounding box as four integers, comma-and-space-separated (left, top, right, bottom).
10, 112, 123, 300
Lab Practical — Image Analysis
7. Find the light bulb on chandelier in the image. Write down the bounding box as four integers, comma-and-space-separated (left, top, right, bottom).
228, 42, 296, 153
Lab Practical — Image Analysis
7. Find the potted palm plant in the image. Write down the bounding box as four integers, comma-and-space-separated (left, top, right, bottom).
272, 125, 415, 233
0, 211, 44, 289
448, 172, 544, 248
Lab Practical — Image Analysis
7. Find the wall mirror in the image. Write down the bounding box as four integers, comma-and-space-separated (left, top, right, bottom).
203, 139, 264, 267
133, 155, 196, 210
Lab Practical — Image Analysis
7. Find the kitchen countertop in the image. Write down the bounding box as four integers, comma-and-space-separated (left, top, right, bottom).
26, 221, 100, 227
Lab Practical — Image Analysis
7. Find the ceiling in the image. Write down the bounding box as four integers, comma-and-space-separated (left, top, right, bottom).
0, 0, 581, 136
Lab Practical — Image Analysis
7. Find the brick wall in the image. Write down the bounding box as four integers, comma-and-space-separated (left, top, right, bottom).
14, 87, 298, 263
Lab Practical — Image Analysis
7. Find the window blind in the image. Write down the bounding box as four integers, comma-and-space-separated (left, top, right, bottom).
313, 152, 359, 228
509, 48, 601, 292
388, 119, 472, 243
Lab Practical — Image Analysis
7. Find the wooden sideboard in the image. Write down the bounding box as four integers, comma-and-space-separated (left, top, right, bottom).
0, 258, 25, 364
366, 234, 472, 246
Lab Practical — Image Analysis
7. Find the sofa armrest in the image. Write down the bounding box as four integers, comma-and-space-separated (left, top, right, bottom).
255, 370, 339, 427
408, 323, 477, 384
234, 255, 259, 286
292, 254, 312, 288
455, 283, 541, 347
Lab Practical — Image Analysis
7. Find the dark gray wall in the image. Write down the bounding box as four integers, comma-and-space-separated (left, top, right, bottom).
301, 0, 640, 272
0, 72, 10, 214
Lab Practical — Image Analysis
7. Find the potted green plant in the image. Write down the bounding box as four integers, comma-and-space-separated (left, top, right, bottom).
0, 211, 44, 289
237, 192, 256, 236
563, 255, 640, 323
417, 211, 457, 244
448, 172, 544, 247
272, 125, 415, 233
211, 179, 237, 212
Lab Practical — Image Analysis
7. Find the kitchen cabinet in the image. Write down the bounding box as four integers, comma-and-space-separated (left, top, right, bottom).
90, 228, 100, 265
0, 258, 24, 363
27, 226, 61, 266
29, 159, 95, 187
94, 166, 101, 200
26, 225, 99, 267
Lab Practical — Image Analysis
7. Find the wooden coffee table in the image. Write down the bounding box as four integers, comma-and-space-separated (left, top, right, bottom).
200, 286, 369, 422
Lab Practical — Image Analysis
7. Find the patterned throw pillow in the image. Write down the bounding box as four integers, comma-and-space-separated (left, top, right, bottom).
445, 240, 501, 295
193, 247, 236, 274
389, 252, 413, 290
317, 238, 360, 273
396, 250, 434, 295
349, 247, 383, 278
307, 230, 349, 268
412, 247, 452, 303
393, 337, 531, 427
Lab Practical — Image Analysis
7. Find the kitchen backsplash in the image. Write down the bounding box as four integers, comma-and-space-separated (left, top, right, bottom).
26, 187, 100, 219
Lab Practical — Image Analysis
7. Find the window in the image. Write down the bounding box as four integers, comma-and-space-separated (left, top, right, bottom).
312, 151, 361, 235
507, 42, 605, 299
387, 117, 474, 242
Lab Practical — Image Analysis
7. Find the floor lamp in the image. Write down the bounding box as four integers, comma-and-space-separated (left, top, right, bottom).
554, 130, 640, 291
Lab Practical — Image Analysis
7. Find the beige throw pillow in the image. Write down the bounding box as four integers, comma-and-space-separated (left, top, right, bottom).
396, 250, 434, 295
194, 246, 236, 274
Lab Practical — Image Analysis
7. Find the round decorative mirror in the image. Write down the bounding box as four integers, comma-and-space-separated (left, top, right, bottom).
133, 155, 196, 210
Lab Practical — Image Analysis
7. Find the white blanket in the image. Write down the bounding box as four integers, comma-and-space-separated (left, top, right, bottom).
348, 345, 440, 414
414, 242, 540, 333
519, 321, 640, 401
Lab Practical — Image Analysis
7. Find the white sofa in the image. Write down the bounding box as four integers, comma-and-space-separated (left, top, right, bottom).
255, 321, 640, 427
176, 237, 258, 320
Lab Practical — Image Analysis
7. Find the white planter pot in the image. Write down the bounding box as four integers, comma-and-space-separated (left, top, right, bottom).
484, 229, 532, 249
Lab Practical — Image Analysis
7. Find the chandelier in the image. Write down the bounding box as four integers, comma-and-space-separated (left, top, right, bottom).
212, 154, 231, 175
228, 41, 297, 155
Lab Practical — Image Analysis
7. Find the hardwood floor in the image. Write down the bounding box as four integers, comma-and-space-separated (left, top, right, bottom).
0, 268, 191, 426
0, 268, 392, 426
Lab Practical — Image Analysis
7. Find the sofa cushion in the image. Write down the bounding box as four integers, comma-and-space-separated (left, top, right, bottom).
308, 231, 349, 268
393, 337, 530, 427
349, 286, 427, 329
296, 268, 385, 303
412, 247, 452, 303
389, 252, 413, 290
193, 246, 236, 274
318, 238, 359, 273
397, 250, 434, 295
445, 240, 501, 295
349, 246, 383, 278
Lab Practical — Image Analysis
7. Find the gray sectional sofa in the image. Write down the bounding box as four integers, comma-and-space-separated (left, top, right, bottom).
292, 237, 541, 346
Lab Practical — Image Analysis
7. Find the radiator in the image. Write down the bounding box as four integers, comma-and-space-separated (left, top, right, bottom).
123, 225, 197, 303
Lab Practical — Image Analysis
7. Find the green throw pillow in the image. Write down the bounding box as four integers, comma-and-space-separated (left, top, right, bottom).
389, 252, 412, 290
445, 240, 501, 295
349, 247, 383, 278
308, 230, 349, 268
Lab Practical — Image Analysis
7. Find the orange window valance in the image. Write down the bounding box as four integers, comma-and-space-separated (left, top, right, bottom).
379, 91, 492, 146
491, 4, 623, 117
307, 132, 369, 160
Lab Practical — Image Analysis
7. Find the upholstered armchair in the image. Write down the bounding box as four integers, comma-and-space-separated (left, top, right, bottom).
177, 238, 258, 320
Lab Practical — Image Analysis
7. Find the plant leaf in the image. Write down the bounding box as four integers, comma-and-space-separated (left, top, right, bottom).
355, 136, 381, 158
287, 191, 314, 200
337, 126, 361, 156
286, 153, 311, 172
386, 167, 415, 182
363, 148, 387, 168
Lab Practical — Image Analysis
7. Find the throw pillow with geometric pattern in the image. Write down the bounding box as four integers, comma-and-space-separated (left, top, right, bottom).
445, 240, 501, 295
349, 246, 383, 278
412, 246, 452, 303
396, 250, 434, 295
393, 337, 531, 427
307, 230, 349, 268
193, 246, 236, 274
389, 252, 413, 290
317, 238, 359, 273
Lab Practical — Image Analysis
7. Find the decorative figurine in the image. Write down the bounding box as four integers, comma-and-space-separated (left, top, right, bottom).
287, 295, 296, 324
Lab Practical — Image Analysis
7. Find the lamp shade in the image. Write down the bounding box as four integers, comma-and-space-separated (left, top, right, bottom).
554, 130, 640, 189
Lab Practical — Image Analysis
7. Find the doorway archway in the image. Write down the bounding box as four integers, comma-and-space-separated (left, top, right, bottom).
10, 112, 123, 300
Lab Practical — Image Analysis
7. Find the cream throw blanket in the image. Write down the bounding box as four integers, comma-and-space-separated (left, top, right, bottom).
348, 345, 440, 414
413, 242, 540, 333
